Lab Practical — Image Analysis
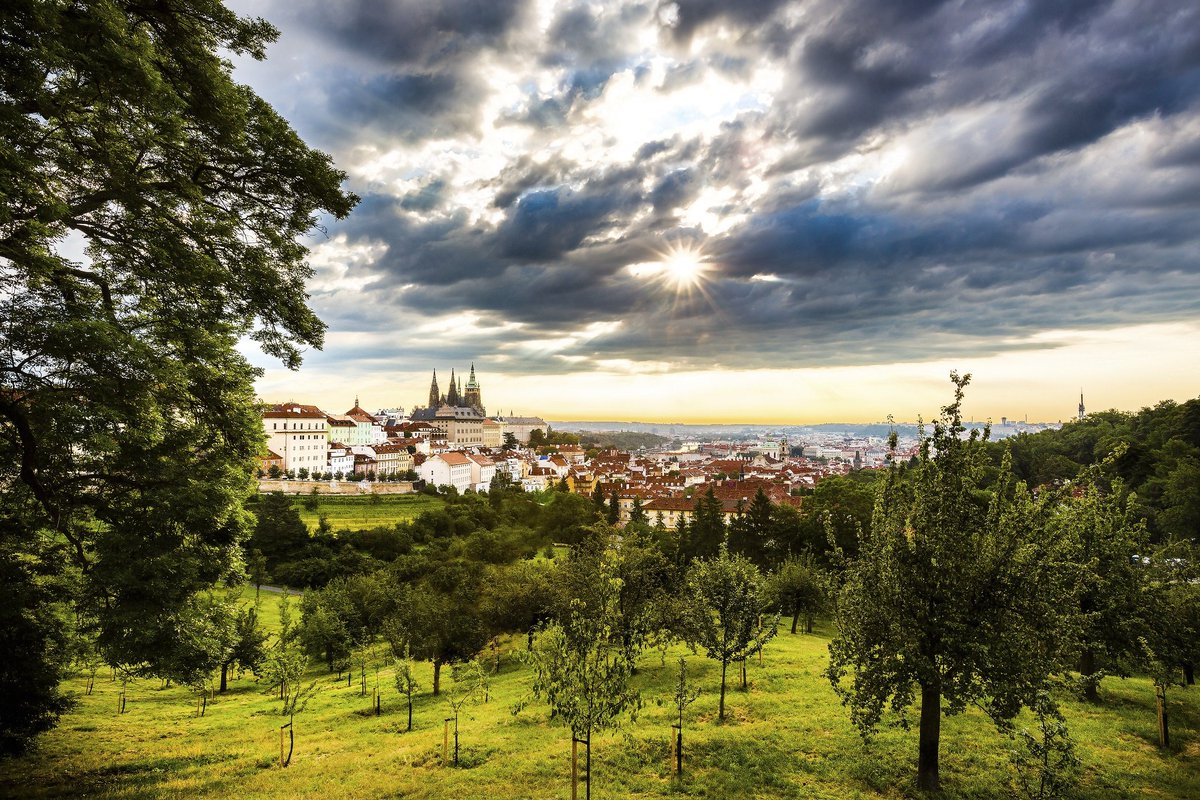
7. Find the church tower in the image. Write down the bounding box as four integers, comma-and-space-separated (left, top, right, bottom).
428, 370, 440, 409
464, 363, 483, 412
446, 369, 460, 406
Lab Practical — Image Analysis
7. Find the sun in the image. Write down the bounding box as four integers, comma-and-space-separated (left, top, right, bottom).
660, 247, 707, 289
626, 242, 712, 292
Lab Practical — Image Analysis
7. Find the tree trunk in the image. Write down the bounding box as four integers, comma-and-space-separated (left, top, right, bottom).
407, 697, 413, 731
433, 659, 442, 696
528, 627, 535, 650
220, 662, 229, 693
791, 610, 799, 634
917, 682, 941, 791
1183, 662, 1195, 686
719, 660, 727, 722
1079, 648, 1099, 702
805, 613, 813, 634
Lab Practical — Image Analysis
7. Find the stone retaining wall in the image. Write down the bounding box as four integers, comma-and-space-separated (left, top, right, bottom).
256, 479, 418, 495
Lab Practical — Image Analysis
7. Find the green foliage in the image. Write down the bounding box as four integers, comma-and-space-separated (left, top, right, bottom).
392, 644, 420, 732
539, 491, 597, 546
1054, 464, 1149, 699
386, 558, 488, 695
221, 605, 268, 691
684, 487, 726, 561
575, 431, 670, 451
153, 595, 237, 694
0, 0, 354, 748
248, 493, 310, 576
0, 519, 75, 755
766, 554, 826, 635
606, 491, 620, 525
685, 543, 778, 721
995, 397, 1200, 542
482, 561, 555, 648
522, 542, 641, 795
828, 373, 1077, 791
1001, 694, 1081, 800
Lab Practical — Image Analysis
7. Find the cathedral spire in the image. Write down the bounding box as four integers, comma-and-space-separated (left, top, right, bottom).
447, 369, 460, 406
464, 362, 483, 413
428, 370, 440, 409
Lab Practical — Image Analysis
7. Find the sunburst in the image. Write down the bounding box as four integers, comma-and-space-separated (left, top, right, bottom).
627, 241, 714, 297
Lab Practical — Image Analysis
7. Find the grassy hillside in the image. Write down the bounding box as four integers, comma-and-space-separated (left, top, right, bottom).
2, 601, 1196, 799
290, 494, 445, 533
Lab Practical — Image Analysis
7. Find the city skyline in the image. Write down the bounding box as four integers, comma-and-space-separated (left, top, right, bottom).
231, 1, 1200, 422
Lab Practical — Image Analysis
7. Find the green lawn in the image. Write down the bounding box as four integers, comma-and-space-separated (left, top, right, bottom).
3, 611, 1197, 799
289, 493, 445, 533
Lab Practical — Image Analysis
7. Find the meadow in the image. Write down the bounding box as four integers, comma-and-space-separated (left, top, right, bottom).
291, 494, 445, 533
1, 593, 1196, 800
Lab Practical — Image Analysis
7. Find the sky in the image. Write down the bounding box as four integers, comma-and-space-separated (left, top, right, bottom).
228, 0, 1200, 424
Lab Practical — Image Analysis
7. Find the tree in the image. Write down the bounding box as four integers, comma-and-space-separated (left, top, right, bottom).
220, 605, 268, 692
442, 660, 485, 767
502, 432, 520, 450
249, 493, 310, 570
736, 488, 775, 566
685, 543, 777, 722
523, 547, 641, 800
684, 487, 725, 561
154, 595, 237, 711
298, 588, 352, 672
481, 560, 555, 649
628, 497, 648, 526
0, 0, 354, 750
828, 374, 1075, 791
392, 643, 420, 732
247, 549, 270, 601
0, 524, 74, 754
388, 559, 488, 695
1054, 465, 1149, 701
606, 490, 621, 525
670, 657, 701, 775
767, 555, 826, 634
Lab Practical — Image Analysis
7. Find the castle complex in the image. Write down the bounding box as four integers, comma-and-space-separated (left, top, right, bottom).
424, 363, 484, 415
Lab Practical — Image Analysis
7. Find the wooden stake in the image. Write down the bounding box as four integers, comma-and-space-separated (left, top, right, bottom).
443, 719, 450, 766
1156, 685, 1170, 748
571, 738, 578, 800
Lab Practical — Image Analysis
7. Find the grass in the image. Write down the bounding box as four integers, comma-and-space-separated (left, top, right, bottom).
2, 612, 1197, 799
289, 493, 445, 533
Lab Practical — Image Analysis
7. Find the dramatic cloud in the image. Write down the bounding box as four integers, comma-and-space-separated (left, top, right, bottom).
230, 0, 1200, 389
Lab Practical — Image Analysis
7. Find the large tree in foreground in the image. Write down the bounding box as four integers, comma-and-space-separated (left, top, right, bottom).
0, 0, 355, 750
828, 374, 1075, 791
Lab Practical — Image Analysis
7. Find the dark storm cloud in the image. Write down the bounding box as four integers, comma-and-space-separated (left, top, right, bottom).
225, 0, 1200, 374
281, 0, 529, 67
320, 70, 484, 144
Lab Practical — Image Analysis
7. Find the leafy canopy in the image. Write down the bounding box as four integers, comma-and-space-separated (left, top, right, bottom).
0, 0, 355, 749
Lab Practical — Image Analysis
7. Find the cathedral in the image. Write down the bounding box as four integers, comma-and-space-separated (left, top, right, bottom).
423, 363, 484, 415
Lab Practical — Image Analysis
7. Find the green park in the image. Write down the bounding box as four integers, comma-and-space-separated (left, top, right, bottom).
3, 3, 1199, 799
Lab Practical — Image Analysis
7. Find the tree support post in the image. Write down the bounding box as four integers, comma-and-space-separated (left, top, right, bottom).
671, 724, 682, 775
571, 737, 578, 800
443, 718, 451, 766
279, 721, 293, 767
1156, 684, 1170, 748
